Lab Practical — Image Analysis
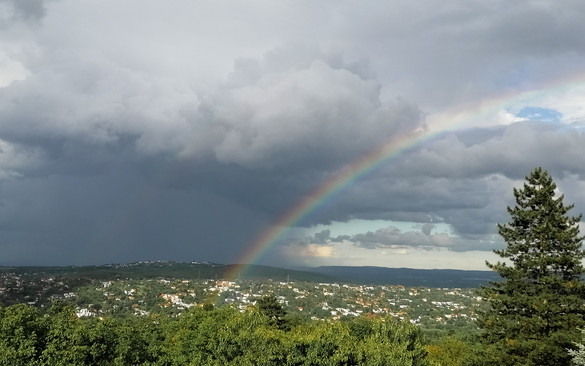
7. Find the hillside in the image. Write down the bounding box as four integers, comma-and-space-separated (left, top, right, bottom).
0, 261, 337, 283
0, 261, 502, 287
296, 266, 500, 288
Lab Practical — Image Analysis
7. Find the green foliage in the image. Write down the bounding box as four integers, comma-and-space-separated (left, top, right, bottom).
476, 168, 585, 366
0, 262, 337, 284
0, 301, 433, 365
257, 294, 290, 331
41, 302, 88, 365
569, 329, 585, 366
426, 336, 472, 366
278, 315, 429, 366
113, 316, 166, 365
0, 304, 46, 366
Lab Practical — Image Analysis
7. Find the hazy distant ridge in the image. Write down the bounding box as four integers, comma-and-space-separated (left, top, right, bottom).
296, 266, 500, 288
0, 262, 500, 287
0, 261, 336, 283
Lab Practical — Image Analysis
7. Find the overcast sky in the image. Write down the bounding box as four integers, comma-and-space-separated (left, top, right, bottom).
1, 0, 585, 270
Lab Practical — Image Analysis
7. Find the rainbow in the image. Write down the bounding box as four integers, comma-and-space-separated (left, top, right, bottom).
224, 74, 585, 281
225, 128, 427, 278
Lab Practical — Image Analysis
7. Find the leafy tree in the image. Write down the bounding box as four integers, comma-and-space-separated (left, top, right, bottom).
40, 302, 88, 366
0, 304, 47, 366
112, 316, 166, 366
475, 167, 585, 366
426, 336, 471, 366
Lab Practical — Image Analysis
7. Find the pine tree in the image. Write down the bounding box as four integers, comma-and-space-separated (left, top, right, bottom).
257, 294, 290, 331
475, 167, 585, 366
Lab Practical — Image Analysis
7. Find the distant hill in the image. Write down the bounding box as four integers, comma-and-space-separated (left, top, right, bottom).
0, 261, 337, 283
294, 266, 500, 288
0, 262, 501, 287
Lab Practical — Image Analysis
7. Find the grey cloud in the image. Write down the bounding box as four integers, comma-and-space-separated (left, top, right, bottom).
334, 1, 585, 108
227, 44, 376, 88
349, 225, 453, 250
289, 229, 331, 247
0, 0, 46, 25
0, 40, 423, 173
398, 122, 585, 180
332, 234, 351, 242
1, 0, 585, 267
285, 122, 585, 242
0, 164, 268, 266
180, 120, 585, 248
421, 223, 434, 236
346, 225, 501, 252
213, 60, 422, 168
312, 229, 331, 244
0, 58, 207, 157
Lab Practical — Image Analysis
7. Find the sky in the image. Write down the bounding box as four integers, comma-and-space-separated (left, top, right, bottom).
1, 0, 585, 270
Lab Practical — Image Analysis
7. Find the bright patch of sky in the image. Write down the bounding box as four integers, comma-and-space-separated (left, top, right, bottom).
304, 219, 453, 238
516, 106, 562, 122
282, 242, 502, 270
0, 52, 29, 87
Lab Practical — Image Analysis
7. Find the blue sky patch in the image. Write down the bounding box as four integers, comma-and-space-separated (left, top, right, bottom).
516, 106, 563, 122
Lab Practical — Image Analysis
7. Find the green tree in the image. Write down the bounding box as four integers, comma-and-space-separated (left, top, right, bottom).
112, 315, 167, 365
426, 336, 471, 366
475, 167, 585, 366
257, 294, 290, 331
0, 304, 47, 366
569, 329, 585, 366
40, 302, 87, 366
284, 316, 429, 366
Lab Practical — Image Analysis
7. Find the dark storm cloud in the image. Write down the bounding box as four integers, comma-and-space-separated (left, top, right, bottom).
0, 161, 269, 266
0, 41, 425, 265
1, 0, 585, 266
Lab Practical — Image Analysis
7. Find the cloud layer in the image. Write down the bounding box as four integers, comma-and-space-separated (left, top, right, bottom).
1, 0, 585, 268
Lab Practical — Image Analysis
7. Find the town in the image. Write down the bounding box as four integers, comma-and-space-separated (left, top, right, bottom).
0, 268, 485, 329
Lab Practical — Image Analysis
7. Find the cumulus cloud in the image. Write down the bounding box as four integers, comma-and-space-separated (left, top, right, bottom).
0, 44, 423, 174
420, 223, 434, 235
213, 60, 422, 168
312, 229, 331, 245
356, 226, 500, 252
350, 225, 455, 250
396, 122, 585, 181
285, 120, 585, 249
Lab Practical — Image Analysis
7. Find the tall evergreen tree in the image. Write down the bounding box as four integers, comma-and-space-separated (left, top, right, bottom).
257, 294, 290, 331
474, 167, 585, 366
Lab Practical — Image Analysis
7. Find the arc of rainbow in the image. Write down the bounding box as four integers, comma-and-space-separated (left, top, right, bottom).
224, 104, 500, 281
224, 127, 427, 279
222, 71, 585, 283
